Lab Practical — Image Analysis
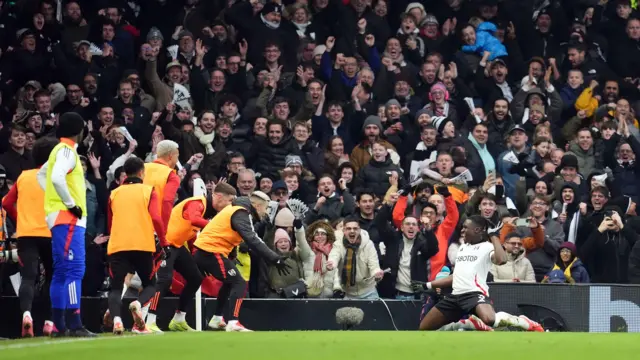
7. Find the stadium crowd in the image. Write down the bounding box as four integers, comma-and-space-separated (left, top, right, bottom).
2, 0, 640, 333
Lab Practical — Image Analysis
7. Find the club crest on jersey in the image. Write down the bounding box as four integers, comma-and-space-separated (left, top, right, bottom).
228, 269, 237, 277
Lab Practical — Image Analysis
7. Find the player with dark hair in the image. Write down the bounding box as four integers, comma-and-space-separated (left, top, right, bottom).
106, 157, 168, 335
145, 182, 238, 333
37, 112, 94, 337
3, 137, 58, 337
194, 191, 291, 332
414, 215, 544, 332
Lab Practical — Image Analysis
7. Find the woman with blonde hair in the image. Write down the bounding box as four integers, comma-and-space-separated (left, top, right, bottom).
285, 3, 316, 40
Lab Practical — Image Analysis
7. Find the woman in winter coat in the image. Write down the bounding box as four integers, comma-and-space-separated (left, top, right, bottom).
354, 141, 404, 198
542, 242, 590, 284
303, 220, 337, 298
262, 223, 313, 298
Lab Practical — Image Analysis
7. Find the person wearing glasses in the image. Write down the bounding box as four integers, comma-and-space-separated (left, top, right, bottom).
490, 233, 536, 283
500, 194, 565, 281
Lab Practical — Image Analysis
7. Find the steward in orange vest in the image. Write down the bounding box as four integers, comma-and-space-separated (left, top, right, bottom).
143, 140, 181, 233
193, 192, 290, 331
2, 136, 57, 337
106, 157, 167, 335
146, 182, 238, 332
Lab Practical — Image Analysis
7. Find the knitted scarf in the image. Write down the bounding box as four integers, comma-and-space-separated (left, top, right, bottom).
193, 126, 215, 154
341, 237, 361, 286
311, 241, 332, 273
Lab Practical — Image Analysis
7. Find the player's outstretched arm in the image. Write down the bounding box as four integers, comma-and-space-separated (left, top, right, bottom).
411, 275, 453, 293
490, 235, 507, 265
230, 209, 283, 263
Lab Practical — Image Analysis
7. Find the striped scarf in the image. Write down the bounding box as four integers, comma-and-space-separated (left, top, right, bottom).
341, 237, 361, 286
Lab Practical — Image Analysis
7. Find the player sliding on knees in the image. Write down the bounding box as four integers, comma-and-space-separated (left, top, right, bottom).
414, 216, 544, 332
193, 191, 291, 332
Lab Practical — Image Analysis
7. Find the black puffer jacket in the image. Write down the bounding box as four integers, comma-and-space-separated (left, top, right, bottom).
354, 156, 404, 198
251, 134, 301, 179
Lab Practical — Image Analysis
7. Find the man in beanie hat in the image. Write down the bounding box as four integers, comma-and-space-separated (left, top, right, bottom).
350, 115, 398, 173
147, 27, 164, 47
37, 112, 95, 337
285, 154, 303, 168
406, 2, 427, 25
261, 2, 283, 29
384, 99, 415, 156
555, 153, 588, 197
406, 125, 438, 182
241, 1, 298, 80
423, 82, 460, 129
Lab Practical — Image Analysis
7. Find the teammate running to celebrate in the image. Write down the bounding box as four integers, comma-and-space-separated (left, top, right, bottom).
3, 137, 58, 337
415, 216, 544, 332
194, 191, 291, 332
107, 158, 168, 335
146, 183, 237, 332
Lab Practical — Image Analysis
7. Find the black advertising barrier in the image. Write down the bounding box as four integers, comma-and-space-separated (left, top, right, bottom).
2, 283, 640, 338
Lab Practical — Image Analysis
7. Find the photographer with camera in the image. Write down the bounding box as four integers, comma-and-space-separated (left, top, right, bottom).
581, 207, 637, 284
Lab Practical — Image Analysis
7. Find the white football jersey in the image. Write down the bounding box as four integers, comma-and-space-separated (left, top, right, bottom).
452, 241, 494, 296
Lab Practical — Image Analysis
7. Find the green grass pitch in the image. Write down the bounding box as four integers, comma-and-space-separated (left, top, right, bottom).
1, 332, 638, 359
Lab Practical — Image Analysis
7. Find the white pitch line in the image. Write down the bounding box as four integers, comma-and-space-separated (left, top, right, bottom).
0, 333, 162, 350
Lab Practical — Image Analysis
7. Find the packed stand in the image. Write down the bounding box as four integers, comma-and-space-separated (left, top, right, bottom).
2, 0, 640, 315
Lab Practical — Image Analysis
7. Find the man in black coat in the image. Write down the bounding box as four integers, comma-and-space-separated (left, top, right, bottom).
375, 194, 439, 299
581, 206, 637, 284
249, 119, 301, 179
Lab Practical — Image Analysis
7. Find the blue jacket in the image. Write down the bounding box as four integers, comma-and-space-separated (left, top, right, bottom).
545, 259, 590, 284
462, 22, 507, 61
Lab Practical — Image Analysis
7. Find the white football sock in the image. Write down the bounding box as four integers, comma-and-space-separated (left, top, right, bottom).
228, 320, 238, 326
441, 318, 490, 331
141, 304, 149, 320
493, 311, 530, 330
173, 311, 186, 322
147, 313, 157, 325
439, 322, 464, 331
114, 316, 123, 325
23, 311, 31, 320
